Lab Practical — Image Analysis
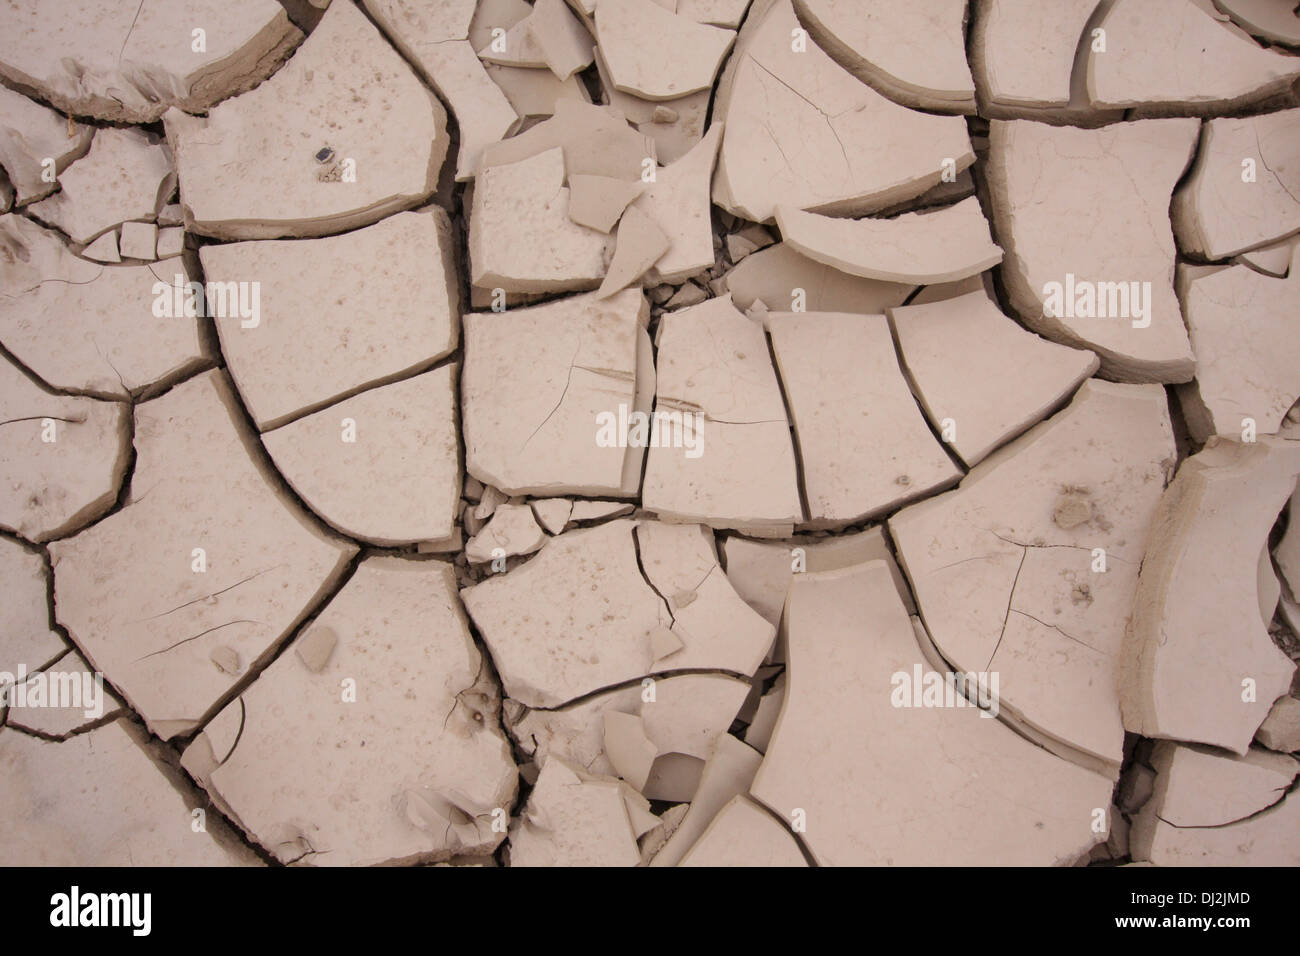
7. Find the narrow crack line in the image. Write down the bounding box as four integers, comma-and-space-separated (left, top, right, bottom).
442, 653, 490, 731
0, 271, 107, 297
632, 524, 675, 625
0, 414, 87, 426
986, 546, 1026, 671
1008, 608, 1104, 654
125, 479, 162, 509
929, 552, 1005, 574
523, 338, 583, 449
133, 619, 261, 663
572, 364, 634, 381
117, 0, 148, 66
1255, 126, 1300, 205
988, 529, 1133, 563
1155, 774, 1298, 829
748, 57, 851, 172
218, 697, 246, 767
684, 562, 717, 596
137, 565, 284, 621
92, 340, 130, 396
527, 666, 753, 713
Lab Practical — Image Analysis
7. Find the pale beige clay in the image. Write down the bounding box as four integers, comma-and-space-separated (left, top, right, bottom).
774, 197, 1003, 285
183, 558, 517, 866
261, 367, 462, 548
679, 795, 806, 866
890, 290, 1099, 467
1175, 255, 1300, 441
792, 0, 975, 113
0, 85, 92, 205
1121, 438, 1300, 755
0, 356, 129, 542
0, 536, 65, 690
752, 562, 1113, 865
462, 288, 651, 497
1088, 0, 1300, 112
470, 147, 610, 293
164, 0, 449, 240
642, 296, 802, 534
0, 0, 301, 123
725, 242, 914, 315
0, 718, 258, 865
567, 175, 644, 233
768, 311, 961, 526
48, 371, 357, 740
970, 0, 1099, 112
595, 0, 735, 101
204, 209, 460, 431
987, 118, 1200, 383
465, 503, 546, 563
362, 0, 518, 180
890, 381, 1175, 771
721, 527, 916, 627
1130, 742, 1300, 865
27, 127, 172, 245
0, 215, 207, 399
1172, 109, 1300, 261
711, 0, 973, 223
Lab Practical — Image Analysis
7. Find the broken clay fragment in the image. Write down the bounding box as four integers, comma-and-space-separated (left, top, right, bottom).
1, 718, 257, 865
1087, 0, 1300, 114
462, 288, 651, 497
889, 290, 1099, 467
1130, 742, 1300, 865
891, 381, 1175, 771
642, 296, 801, 534
184, 559, 517, 866
774, 197, 1003, 285
0, 215, 207, 399
203, 209, 460, 431
1121, 438, 1300, 755
792, 0, 975, 113
27, 127, 171, 245
1175, 255, 1300, 441
1172, 109, 1300, 261
752, 562, 1113, 865
596, 0, 735, 100
986, 118, 1199, 383
711, 0, 973, 223
47, 370, 357, 740
261, 367, 462, 548
0, 0, 301, 123
0, 86, 92, 205
469, 147, 610, 293
768, 311, 961, 526
465, 503, 547, 564
0, 356, 129, 542
679, 794, 806, 866
165, 0, 449, 240
0, 536, 65, 691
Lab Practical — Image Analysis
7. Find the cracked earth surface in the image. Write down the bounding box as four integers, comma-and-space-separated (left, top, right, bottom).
1, 0, 1299, 867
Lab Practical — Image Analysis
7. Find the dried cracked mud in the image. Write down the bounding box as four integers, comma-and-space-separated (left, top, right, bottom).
1, 0, 1299, 869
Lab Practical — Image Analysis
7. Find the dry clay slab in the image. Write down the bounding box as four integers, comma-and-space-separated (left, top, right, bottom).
183, 558, 518, 866
165, 0, 449, 240
49, 371, 357, 740
1121, 438, 1300, 756
0, 0, 301, 123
